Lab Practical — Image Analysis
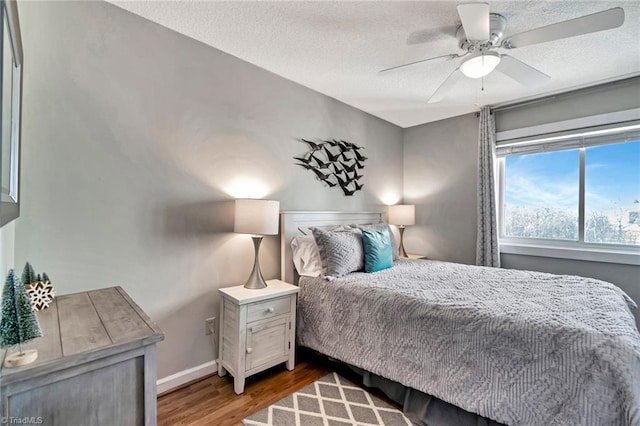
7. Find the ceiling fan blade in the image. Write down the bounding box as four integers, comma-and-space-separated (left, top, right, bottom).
503, 7, 624, 49
406, 25, 459, 45
495, 55, 550, 87
379, 53, 460, 74
457, 3, 490, 41
427, 68, 462, 103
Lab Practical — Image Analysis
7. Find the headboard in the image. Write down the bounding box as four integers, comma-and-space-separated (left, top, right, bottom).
280, 210, 385, 284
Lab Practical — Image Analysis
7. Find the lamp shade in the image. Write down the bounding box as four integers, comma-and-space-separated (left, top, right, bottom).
388, 204, 415, 226
234, 199, 280, 235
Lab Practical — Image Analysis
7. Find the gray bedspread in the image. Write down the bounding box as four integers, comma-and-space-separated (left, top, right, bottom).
297, 259, 640, 425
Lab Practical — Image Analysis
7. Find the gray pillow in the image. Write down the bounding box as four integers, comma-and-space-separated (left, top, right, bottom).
355, 223, 399, 260
310, 227, 364, 280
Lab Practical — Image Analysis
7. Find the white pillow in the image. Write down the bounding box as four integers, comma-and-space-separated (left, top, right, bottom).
291, 235, 322, 277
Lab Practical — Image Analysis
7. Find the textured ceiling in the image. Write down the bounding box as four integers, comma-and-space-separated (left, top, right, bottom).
110, 1, 640, 128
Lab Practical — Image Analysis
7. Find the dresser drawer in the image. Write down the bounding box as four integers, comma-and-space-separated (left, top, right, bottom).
247, 296, 290, 323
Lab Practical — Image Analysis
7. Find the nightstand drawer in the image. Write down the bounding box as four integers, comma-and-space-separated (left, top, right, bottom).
247, 296, 290, 323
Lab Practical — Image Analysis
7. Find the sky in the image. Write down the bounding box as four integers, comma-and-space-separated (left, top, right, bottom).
505, 141, 640, 214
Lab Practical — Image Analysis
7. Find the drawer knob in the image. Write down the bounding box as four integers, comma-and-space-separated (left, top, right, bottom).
266, 307, 275, 313
246, 347, 253, 354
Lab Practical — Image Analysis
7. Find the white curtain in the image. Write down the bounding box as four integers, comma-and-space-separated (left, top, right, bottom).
476, 106, 500, 267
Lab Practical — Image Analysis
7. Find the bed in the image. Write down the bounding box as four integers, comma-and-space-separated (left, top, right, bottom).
280, 211, 640, 426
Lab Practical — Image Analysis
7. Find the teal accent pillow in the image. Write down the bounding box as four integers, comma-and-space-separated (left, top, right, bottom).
361, 228, 393, 273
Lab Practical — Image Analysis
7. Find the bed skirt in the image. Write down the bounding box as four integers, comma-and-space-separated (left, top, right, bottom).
348, 364, 505, 426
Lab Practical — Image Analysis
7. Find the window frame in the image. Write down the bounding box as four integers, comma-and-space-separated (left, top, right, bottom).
496, 110, 640, 266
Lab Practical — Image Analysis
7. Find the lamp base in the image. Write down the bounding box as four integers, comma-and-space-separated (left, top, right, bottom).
244, 236, 268, 290
398, 226, 408, 258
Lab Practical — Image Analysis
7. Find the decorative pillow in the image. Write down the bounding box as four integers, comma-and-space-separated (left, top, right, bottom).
355, 223, 399, 260
291, 236, 322, 277
310, 227, 364, 280
361, 228, 394, 273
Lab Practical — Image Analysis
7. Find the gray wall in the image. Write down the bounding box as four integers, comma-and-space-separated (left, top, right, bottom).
15, 1, 403, 379
402, 113, 478, 265
0, 221, 14, 277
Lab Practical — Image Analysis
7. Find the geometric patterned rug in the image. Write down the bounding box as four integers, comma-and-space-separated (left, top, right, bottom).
242, 372, 413, 426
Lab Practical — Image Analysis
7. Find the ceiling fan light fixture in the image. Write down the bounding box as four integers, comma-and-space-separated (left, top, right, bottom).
460, 51, 501, 79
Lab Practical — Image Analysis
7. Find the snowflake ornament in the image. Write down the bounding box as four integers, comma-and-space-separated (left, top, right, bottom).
25, 281, 55, 311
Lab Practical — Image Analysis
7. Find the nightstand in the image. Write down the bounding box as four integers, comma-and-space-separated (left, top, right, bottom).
407, 254, 429, 260
217, 279, 299, 394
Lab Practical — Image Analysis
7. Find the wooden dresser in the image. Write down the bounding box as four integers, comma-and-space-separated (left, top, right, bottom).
0, 286, 164, 426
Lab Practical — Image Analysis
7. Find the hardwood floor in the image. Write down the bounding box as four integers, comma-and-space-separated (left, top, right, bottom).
157, 351, 332, 426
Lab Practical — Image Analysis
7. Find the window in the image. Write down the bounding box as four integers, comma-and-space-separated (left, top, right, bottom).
498, 122, 640, 259
503, 149, 579, 241
584, 142, 640, 245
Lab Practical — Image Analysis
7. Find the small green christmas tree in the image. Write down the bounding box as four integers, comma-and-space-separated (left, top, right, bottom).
35, 274, 42, 282
21, 262, 36, 285
0, 269, 43, 353
42, 273, 51, 284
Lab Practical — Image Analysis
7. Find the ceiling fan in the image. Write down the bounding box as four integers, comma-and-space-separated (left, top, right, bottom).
380, 3, 625, 103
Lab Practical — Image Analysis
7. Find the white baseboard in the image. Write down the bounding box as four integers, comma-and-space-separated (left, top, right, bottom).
157, 360, 218, 395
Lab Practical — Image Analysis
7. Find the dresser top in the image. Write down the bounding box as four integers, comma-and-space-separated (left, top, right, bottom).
219, 279, 298, 304
0, 286, 164, 384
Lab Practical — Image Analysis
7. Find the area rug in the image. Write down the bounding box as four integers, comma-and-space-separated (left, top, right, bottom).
242, 372, 413, 426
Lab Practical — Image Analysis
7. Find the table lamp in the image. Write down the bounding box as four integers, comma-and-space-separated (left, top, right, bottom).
388, 204, 415, 258
234, 199, 280, 289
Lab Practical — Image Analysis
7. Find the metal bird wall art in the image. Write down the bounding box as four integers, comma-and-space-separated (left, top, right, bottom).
294, 139, 367, 196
